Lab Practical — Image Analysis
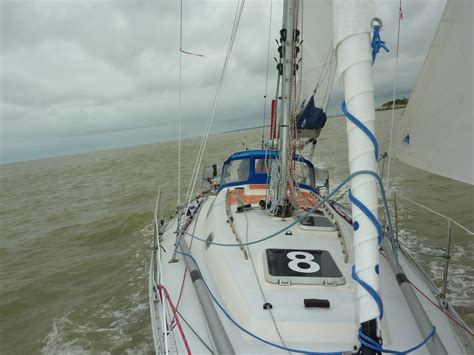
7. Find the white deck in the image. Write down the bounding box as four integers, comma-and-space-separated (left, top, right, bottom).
151, 185, 472, 354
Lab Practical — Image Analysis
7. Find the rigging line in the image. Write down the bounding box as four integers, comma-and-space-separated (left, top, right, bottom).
180, 49, 205, 57
185, 0, 244, 205
242, 208, 288, 351
312, 41, 333, 96
398, 240, 445, 258
385, 0, 403, 187
158, 284, 192, 355
408, 280, 474, 337
178, 0, 183, 207
260, 0, 274, 149
295, 0, 303, 109
397, 194, 474, 235
183, 170, 398, 252
178, 0, 246, 256
176, 309, 215, 354
183, 0, 243, 206
173, 204, 203, 325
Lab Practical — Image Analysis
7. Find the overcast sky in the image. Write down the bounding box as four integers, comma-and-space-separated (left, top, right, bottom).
0, 0, 446, 164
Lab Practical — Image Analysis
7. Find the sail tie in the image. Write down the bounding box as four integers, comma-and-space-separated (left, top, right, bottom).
371, 21, 389, 63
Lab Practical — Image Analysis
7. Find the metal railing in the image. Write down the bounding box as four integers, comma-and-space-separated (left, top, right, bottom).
152, 187, 169, 354
392, 192, 473, 306
314, 166, 329, 195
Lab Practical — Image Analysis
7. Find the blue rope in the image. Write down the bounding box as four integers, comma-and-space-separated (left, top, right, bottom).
340, 22, 390, 349
175, 250, 342, 355
174, 169, 407, 352
341, 101, 379, 160
180, 170, 394, 248
348, 189, 383, 244
358, 326, 437, 354
351, 266, 384, 319
371, 25, 389, 63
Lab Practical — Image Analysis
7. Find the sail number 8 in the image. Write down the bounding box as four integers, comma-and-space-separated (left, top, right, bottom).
287, 251, 321, 273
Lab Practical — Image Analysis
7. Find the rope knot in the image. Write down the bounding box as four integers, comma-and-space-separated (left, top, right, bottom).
371, 25, 389, 63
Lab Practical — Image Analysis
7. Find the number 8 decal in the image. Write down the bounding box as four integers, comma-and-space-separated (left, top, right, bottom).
287, 251, 320, 273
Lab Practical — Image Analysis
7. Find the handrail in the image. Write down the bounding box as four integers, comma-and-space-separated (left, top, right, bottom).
153, 187, 169, 354
151, 177, 185, 354
397, 194, 473, 235
393, 192, 473, 308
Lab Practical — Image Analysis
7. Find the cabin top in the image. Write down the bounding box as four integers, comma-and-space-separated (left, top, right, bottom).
219, 149, 316, 190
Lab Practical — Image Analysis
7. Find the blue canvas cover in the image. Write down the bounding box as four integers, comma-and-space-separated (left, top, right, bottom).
296, 96, 327, 131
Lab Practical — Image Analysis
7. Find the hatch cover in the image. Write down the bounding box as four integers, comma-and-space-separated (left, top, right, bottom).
299, 215, 337, 232
263, 248, 345, 286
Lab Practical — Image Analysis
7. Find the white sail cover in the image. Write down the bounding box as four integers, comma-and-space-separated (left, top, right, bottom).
393, 0, 473, 185
297, 0, 335, 111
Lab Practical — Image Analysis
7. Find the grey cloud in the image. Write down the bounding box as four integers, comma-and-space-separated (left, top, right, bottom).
1, 0, 446, 163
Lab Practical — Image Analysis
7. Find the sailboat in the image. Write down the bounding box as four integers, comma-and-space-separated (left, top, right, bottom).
149, 0, 473, 353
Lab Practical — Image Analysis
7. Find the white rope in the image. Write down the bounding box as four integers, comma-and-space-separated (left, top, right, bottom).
398, 194, 474, 235
386, 0, 403, 187
266, 159, 284, 215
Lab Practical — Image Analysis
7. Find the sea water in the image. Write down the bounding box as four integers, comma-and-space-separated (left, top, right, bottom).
1, 110, 472, 353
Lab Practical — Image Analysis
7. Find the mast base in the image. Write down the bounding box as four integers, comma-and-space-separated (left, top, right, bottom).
274, 200, 292, 218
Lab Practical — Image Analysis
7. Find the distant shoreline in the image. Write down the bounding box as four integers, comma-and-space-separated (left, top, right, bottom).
2, 103, 408, 165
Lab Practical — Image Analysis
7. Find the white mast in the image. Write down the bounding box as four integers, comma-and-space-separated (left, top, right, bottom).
278, 0, 295, 206
333, 0, 380, 328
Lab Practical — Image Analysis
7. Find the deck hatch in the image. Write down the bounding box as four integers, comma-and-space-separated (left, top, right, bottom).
298, 215, 337, 232
263, 248, 345, 286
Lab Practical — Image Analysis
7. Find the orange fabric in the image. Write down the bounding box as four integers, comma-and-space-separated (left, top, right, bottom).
228, 190, 264, 205
248, 184, 269, 189
228, 188, 317, 206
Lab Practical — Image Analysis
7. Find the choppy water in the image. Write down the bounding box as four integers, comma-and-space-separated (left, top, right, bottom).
1, 110, 472, 353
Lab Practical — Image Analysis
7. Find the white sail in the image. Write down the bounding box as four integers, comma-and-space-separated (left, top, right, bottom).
297, 0, 335, 112
333, 0, 379, 324
393, 0, 473, 185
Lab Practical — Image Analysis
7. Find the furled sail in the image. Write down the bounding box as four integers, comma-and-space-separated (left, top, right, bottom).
393, 0, 473, 185
296, 0, 336, 138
